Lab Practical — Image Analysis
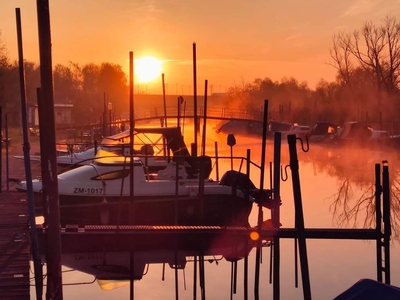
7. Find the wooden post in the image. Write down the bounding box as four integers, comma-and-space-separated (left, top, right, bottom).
17, 7, 44, 299
36, 1, 63, 298
254, 100, 268, 300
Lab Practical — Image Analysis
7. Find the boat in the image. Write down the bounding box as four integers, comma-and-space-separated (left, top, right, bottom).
15, 126, 193, 174
268, 120, 310, 140
17, 149, 272, 227
334, 278, 400, 300
308, 122, 340, 142
334, 121, 400, 148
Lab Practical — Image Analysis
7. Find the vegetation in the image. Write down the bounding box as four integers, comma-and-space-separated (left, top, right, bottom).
223, 15, 400, 130
0, 30, 128, 126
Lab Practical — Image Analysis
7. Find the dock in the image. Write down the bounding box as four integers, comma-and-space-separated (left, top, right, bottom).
0, 192, 30, 300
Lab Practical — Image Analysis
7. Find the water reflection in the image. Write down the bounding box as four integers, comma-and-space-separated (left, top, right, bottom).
31, 132, 400, 299
298, 143, 400, 240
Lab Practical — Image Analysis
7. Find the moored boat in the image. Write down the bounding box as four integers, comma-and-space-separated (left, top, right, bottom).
17, 150, 272, 227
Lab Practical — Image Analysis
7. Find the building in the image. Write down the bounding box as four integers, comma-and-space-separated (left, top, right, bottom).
29, 103, 74, 126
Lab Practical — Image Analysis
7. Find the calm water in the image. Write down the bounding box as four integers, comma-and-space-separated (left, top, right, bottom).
30, 128, 400, 299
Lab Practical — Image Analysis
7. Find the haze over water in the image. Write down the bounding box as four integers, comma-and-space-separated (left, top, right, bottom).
31, 127, 400, 299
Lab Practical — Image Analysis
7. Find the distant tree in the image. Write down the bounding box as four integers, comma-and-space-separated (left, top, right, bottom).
329, 15, 400, 101
54, 62, 82, 104
0, 30, 10, 110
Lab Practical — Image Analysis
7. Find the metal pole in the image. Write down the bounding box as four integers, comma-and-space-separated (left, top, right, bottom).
16, 7, 44, 300
129, 51, 134, 197
214, 142, 219, 181
287, 134, 311, 300
192, 42, 198, 157
103, 93, 107, 137
5, 115, 9, 192
177, 97, 181, 129
273, 132, 282, 300
129, 51, 135, 299
254, 100, 268, 300
382, 161, 391, 285
375, 163, 382, 282
243, 149, 251, 300
162, 73, 167, 127
109, 106, 112, 136
0, 106, 2, 193
201, 80, 208, 157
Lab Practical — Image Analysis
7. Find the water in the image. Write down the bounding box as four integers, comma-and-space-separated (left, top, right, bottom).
30, 130, 400, 299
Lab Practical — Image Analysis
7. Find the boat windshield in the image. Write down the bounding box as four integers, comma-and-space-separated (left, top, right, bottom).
92, 149, 141, 166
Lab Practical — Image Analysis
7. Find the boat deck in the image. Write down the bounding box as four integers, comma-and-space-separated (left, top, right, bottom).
0, 192, 30, 300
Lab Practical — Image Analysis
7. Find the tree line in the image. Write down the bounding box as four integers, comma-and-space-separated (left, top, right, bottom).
223, 16, 400, 131
0, 32, 128, 126
1, 16, 399, 130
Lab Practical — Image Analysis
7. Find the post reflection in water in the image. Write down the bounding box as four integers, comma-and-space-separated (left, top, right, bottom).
31, 131, 400, 299
299, 144, 400, 241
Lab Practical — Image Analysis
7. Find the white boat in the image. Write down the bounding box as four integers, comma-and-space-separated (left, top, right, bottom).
17, 150, 272, 227
15, 127, 194, 174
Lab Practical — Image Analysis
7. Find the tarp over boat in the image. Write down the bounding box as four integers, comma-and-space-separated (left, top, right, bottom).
334, 278, 400, 300
101, 127, 190, 157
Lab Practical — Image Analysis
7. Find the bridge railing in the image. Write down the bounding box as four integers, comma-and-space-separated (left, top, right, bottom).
133, 106, 264, 122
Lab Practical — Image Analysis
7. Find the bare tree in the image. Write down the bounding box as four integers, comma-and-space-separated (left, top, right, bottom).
329, 16, 400, 98
329, 32, 354, 86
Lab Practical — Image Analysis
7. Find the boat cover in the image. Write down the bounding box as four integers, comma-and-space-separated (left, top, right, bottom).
334, 278, 400, 300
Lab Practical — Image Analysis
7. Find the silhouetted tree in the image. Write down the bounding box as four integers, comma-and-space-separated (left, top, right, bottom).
329, 15, 400, 105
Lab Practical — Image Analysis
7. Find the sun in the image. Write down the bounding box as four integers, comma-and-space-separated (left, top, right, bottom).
135, 56, 163, 83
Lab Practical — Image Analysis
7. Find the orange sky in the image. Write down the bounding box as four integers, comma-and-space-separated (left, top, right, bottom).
1, 0, 399, 94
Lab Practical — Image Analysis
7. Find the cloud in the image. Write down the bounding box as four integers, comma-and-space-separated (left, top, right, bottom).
135, 0, 163, 15
286, 34, 303, 41
341, 0, 387, 17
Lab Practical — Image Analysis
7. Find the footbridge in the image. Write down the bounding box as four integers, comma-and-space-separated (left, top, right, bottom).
132, 106, 265, 124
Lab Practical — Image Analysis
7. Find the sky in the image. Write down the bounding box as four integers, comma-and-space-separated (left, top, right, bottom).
1, 0, 400, 94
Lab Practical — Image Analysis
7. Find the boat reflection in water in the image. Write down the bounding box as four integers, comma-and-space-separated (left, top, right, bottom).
38, 219, 278, 286
31, 132, 400, 299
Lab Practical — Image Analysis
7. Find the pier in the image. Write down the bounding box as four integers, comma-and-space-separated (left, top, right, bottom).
0, 192, 30, 300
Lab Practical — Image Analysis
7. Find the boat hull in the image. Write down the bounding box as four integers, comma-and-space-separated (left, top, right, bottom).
32, 192, 253, 227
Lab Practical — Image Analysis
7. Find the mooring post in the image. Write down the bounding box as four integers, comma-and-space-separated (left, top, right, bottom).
16, 8, 44, 299
287, 134, 311, 300
374, 163, 382, 282
201, 80, 208, 157
0, 106, 2, 193
193, 43, 199, 148
162, 73, 167, 128
382, 160, 391, 285
273, 132, 282, 300
254, 99, 268, 300
243, 149, 251, 300
5, 115, 8, 192
128, 51, 135, 300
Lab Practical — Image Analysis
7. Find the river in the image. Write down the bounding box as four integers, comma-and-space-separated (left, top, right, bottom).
30, 127, 400, 299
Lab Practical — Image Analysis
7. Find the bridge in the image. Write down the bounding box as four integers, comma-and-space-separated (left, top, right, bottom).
130, 106, 265, 124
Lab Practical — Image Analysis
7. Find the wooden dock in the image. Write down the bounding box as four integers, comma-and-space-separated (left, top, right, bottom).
0, 192, 30, 300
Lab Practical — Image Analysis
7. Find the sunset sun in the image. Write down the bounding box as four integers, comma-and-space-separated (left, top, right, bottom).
135, 56, 163, 83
